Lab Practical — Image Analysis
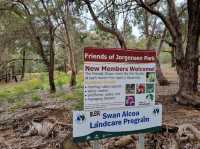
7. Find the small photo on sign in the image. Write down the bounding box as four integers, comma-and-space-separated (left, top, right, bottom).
125, 96, 135, 106
125, 84, 135, 94
146, 72, 156, 82
146, 84, 154, 93
146, 93, 154, 101
136, 84, 145, 94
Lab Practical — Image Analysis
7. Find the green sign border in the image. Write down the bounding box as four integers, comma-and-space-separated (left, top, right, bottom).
73, 126, 161, 143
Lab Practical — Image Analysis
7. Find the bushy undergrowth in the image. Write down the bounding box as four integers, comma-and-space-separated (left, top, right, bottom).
0, 72, 70, 102
0, 71, 84, 110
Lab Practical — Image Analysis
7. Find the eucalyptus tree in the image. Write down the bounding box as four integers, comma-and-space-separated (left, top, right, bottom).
133, 4, 170, 85
1, 0, 83, 89
53, 0, 78, 87
134, 0, 200, 106
1, 0, 59, 92
0, 4, 31, 81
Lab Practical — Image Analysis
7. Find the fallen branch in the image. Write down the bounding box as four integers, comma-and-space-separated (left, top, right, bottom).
178, 124, 200, 141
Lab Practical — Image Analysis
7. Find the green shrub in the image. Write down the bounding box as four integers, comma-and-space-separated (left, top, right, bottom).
26, 79, 43, 90
56, 78, 65, 89
55, 72, 70, 88
13, 86, 26, 95
76, 73, 84, 87
0, 91, 9, 101
63, 93, 79, 101
32, 94, 41, 102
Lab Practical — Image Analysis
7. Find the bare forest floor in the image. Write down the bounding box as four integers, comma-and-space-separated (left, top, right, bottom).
0, 65, 200, 149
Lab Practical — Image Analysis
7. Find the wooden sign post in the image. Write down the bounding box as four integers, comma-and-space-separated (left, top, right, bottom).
137, 134, 145, 149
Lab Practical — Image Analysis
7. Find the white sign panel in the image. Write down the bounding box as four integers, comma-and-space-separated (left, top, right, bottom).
84, 48, 156, 110
73, 104, 162, 142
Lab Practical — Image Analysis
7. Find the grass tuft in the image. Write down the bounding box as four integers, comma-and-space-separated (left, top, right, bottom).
32, 94, 41, 102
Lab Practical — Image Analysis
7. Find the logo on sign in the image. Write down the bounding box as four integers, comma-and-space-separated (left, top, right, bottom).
153, 108, 160, 115
76, 112, 86, 124
90, 111, 100, 117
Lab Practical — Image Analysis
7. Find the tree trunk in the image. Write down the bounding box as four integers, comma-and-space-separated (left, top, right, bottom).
41, 0, 56, 93
177, 62, 198, 93
21, 49, 26, 81
70, 70, 76, 87
175, 60, 199, 106
62, 29, 77, 87
156, 58, 169, 85
62, 2, 77, 87
48, 65, 56, 93
69, 51, 77, 87
156, 29, 169, 86
143, 6, 169, 86
67, 43, 77, 87
48, 33, 56, 93
135, 0, 200, 107
175, 0, 200, 107
5, 70, 8, 83
11, 65, 18, 82
64, 57, 68, 73
174, 36, 199, 106
12, 0, 56, 93
48, 29, 56, 93
171, 47, 176, 67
